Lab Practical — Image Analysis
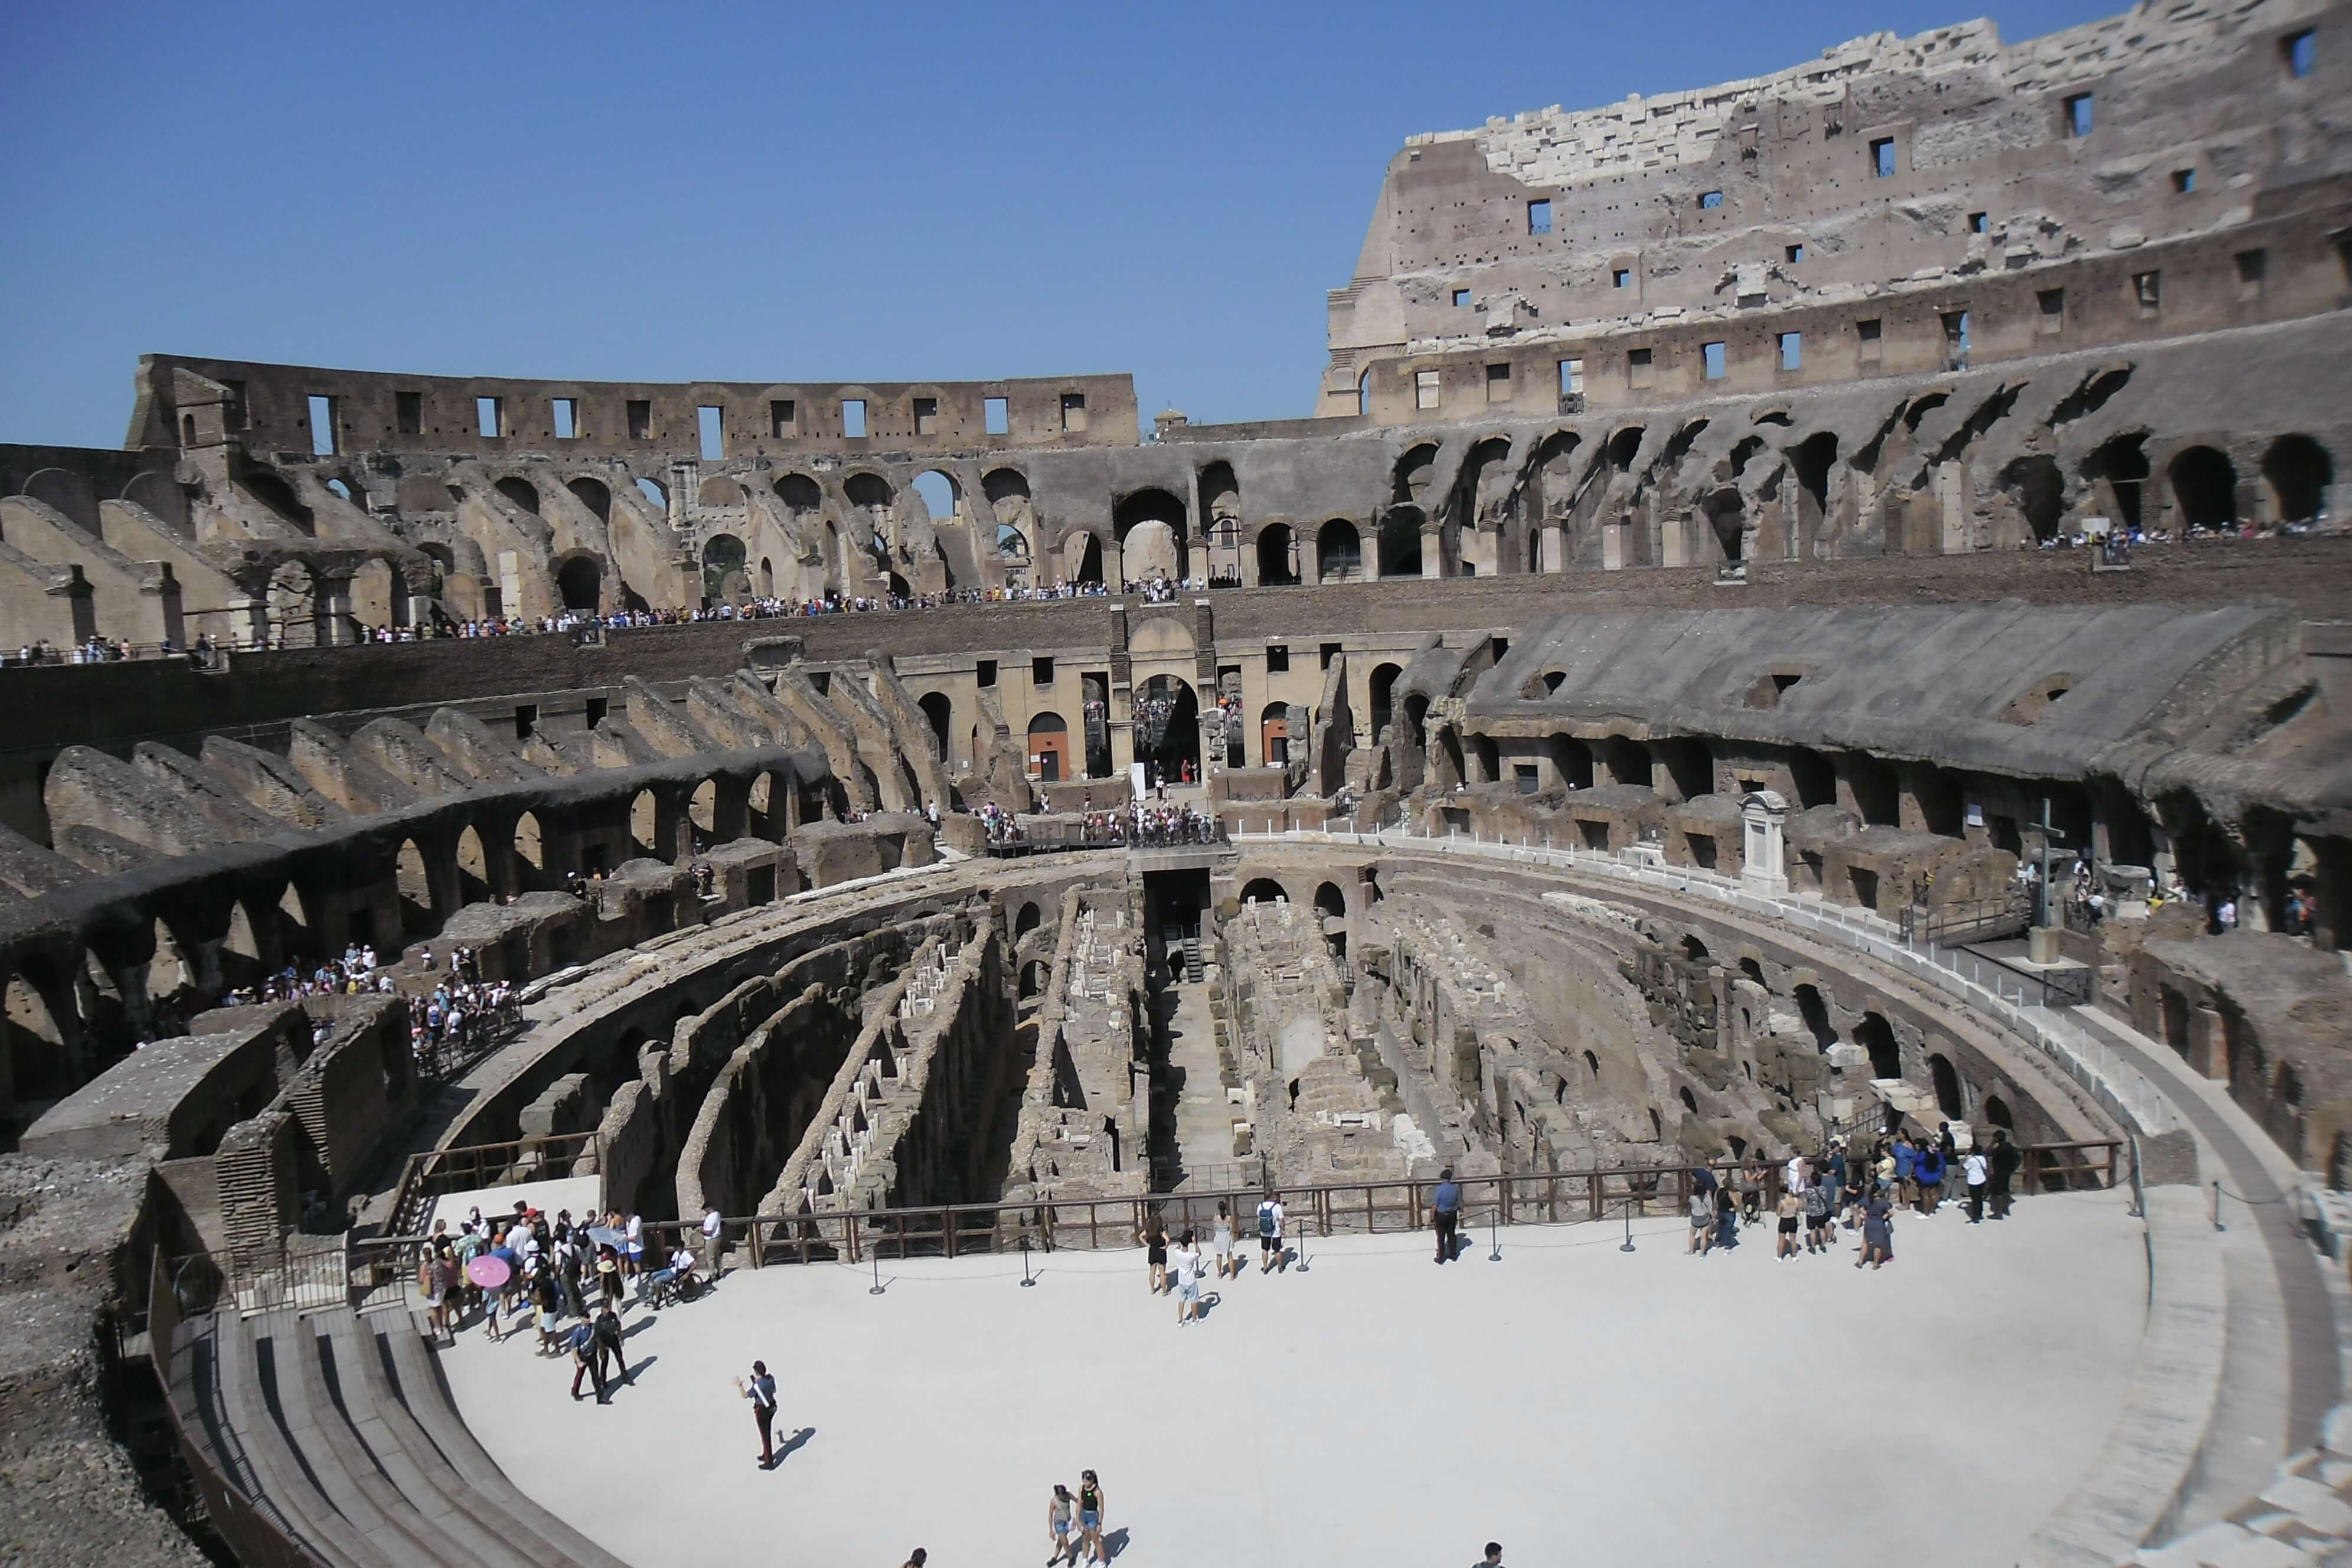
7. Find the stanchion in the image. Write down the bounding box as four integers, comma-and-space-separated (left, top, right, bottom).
869, 1246, 885, 1296
1621, 1197, 1636, 1253
1019, 1231, 1036, 1288
1488, 1206, 1502, 1263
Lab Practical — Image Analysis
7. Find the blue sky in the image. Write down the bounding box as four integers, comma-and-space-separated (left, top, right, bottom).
0, 0, 2118, 448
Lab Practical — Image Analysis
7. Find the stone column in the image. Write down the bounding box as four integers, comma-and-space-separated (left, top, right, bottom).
1420, 525, 1443, 579
1740, 790, 1789, 894
1540, 522, 1565, 573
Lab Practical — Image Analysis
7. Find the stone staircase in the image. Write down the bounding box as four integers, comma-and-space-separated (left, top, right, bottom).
174, 1306, 625, 1568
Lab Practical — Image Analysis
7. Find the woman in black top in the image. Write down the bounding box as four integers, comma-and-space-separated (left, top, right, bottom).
1137, 1216, 1168, 1295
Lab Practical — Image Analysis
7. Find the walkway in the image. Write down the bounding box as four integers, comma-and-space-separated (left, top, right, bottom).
1157, 975, 1238, 1190
438, 1193, 2146, 1567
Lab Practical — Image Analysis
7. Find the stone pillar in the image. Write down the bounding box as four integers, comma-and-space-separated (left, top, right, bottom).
316, 573, 356, 645
1540, 522, 1565, 573
1420, 525, 1444, 579
1740, 790, 1789, 894
1601, 522, 1626, 571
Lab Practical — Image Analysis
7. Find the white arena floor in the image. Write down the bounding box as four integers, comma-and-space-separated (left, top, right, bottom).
435, 1188, 2147, 1567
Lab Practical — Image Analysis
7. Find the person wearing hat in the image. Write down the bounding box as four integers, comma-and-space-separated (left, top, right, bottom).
596, 1249, 623, 1312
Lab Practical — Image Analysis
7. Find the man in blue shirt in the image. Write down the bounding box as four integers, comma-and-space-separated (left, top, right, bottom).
1432, 1167, 1463, 1264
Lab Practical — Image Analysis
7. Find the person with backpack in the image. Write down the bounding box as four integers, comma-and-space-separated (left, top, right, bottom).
592, 1305, 632, 1394
1256, 1191, 1286, 1273
569, 1318, 607, 1403
1804, 1178, 1833, 1254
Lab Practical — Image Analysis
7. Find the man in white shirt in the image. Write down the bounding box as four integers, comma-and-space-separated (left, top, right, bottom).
1256, 1194, 1286, 1274
1964, 1149, 1991, 1224
1171, 1231, 1204, 1327
702, 1207, 725, 1282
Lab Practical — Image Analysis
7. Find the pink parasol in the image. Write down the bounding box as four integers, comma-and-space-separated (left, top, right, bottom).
465, 1254, 511, 1290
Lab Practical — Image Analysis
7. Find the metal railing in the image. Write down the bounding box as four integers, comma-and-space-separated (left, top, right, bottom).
1235, 827, 2184, 1139
382, 1129, 601, 1241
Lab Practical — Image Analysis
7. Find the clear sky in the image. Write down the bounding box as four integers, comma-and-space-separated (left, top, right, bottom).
1, 0, 2119, 449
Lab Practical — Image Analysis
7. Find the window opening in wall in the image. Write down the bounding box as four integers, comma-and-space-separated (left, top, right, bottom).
2172, 168, 2195, 194
976, 659, 997, 688
1032, 656, 1054, 685
2236, 249, 2268, 300
913, 396, 938, 436
1485, 362, 1512, 402
1857, 318, 1883, 362
553, 397, 578, 439
1612, 267, 1632, 288
1702, 341, 1727, 380
307, 394, 338, 456
1778, 332, 1802, 371
1941, 310, 1971, 367
1558, 358, 1584, 397
1452, 289, 1472, 308
1968, 211, 1988, 234
1356, 369, 1371, 415
1527, 199, 1551, 234
1628, 347, 1654, 388
2134, 271, 2162, 316
1266, 643, 1289, 673
769, 400, 795, 437
1870, 136, 1896, 177
2064, 92, 2093, 137
1060, 392, 1087, 432
1785, 243, 1804, 263
222, 379, 247, 431
1698, 190, 1723, 209
984, 396, 1008, 435
1415, 369, 1441, 410
2029, 288, 2062, 335
1515, 764, 1540, 794
396, 390, 423, 436
2337, 231, 2352, 290
476, 396, 503, 439
626, 400, 651, 440
2285, 27, 2316, 79
514, 704, 537, 740
584, 696, 607, 730
841, 399, 865, 438
1320, 641, 1341, 670
697, 405, 724, 460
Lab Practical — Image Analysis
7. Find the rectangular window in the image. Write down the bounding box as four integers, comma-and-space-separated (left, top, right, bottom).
697, 405, 724, 460
1266, 643, 1289, 673
2172, 168, 2195, 194
1527, 199, 1552, 234
1627, 347, 1654, 389
2337, 231, 2352, 289
626, 399, 651, 440
769, 399, 795, 437
1452, 288, 1472, 308
306, 394, 338, 456
1870, 136, 1896, 177
913, 396, 938, 436
1032, 656, 1054, 685
221, 379, 247, 432
584, 695, 607, 730
2064, 92, 2093, 138
476, 396, 503, 439
1857, 317, 1883, 363
1778, 332, 1802, 371
1701, 341, 1727, 380
2236, 248, 2268, 300
2134, 270, 2162, 316
976, 659, 997, 688
2038, 288, 2065, 333
396, 390, 423, 436
1968, 211, 1988, 234
1698, 190, 1724, 210
1942, 310, 1971, 364
514, 704, 537, 741
2285, 27, 2315, 79
552, 397, 578, 440
1060, 392, 1087, 432
984, 396, 1009, 435
1785, 243, 1804, 263
842, 398, 866, 438
1485, 362, 1512, 403
1515, 764, 1540, 795
1320, 641, 1342, 670
1558, 357, 1584, 397
1415, 368, 1441, 410
1612, 267, 1632, 288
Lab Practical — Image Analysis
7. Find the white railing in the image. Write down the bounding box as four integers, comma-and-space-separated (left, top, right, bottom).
1234, 825, 2182, 1138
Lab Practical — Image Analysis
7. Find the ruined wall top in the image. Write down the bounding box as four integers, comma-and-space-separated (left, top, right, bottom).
129, 355, 1141, 460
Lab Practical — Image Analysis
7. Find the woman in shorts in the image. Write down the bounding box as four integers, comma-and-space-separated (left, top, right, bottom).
1077, 1469, 1106, 1564
1137, 1213, 1168, 1295
1775, 1187, 1804, 1259
1687, 1187, 1714, 1255
1211, 1201, 1236, 1280
1046, 1482, 1079, 1564
1804, 1180, 1833, 1255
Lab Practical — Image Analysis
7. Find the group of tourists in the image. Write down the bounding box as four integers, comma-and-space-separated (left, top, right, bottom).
1684, 1125, 2026, 1270
407, 944, 520, 1073
1134, 1194, 1292, 1331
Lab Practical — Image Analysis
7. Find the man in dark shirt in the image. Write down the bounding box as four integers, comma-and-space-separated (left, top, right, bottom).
1432, 1167, 1462, 1265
